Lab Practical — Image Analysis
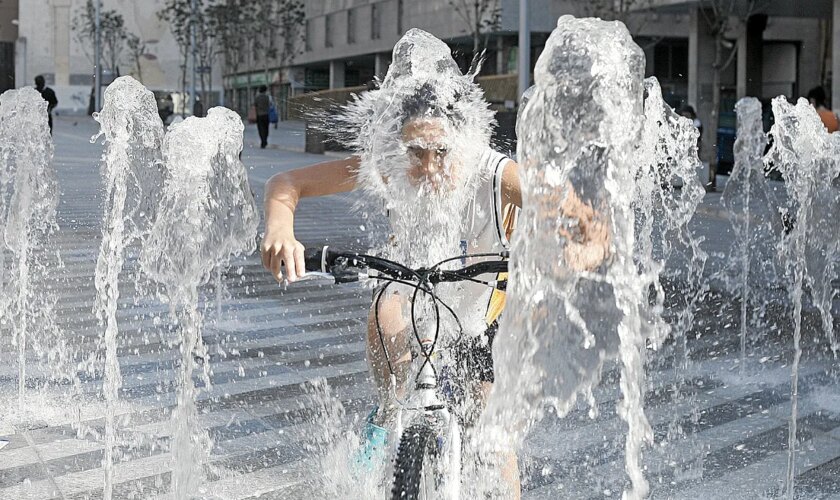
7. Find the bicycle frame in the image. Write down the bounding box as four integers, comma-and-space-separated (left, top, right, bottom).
303, 246, 508, 499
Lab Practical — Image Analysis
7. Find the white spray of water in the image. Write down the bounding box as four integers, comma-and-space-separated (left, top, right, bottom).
634, 78, 707, 471
766, 96, 840, 499
721, 97, 783, 373
481, 16, 658, 499
0, 87, 61, 415
635, 77, 707, 361
311, 28, 509, 492
338, 28, 495, 269
140, 106, 258, 498
93, 76, 166, 500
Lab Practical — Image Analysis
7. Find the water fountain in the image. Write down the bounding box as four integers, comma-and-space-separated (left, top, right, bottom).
0, 87, 61, 418
721, 97, 782, 372
636, 77, 707, 365
1, 16, 840, 500
93, 76, 165, 500
140, 106, 259, 498
765, 95, 840, 498
484, 16, 663, 499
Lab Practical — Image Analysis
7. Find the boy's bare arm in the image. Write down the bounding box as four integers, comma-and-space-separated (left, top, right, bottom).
262, 156, 360, 282
501, 162, 610, 271
501, 160, 523, 208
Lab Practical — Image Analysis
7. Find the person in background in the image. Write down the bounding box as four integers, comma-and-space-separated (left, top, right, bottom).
806, 86, 838, 133
35, 75, 58, 134
678, 104, 703, 154
254, 85, 271, 148
193, 95, 205, 118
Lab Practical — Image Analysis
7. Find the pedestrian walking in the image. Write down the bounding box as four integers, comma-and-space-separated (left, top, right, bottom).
254, 86, 271, 148
193, 96, 205, 118
806, 86, 838, 133
34, 75, 58, 134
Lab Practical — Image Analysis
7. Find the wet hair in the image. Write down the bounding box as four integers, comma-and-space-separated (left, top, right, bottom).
34, 75, 45, 88
807, 86, 827, 107
399, 81, 464, 127
677, 104, 696, 119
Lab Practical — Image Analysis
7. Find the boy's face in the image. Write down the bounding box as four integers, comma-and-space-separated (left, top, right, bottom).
401, 118, 457, 191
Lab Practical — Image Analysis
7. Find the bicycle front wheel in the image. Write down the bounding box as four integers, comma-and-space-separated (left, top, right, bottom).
391, 422, 442, 500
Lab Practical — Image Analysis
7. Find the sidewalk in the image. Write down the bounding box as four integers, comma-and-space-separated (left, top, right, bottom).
1, 115, 838, 500
242, 119, 307, 152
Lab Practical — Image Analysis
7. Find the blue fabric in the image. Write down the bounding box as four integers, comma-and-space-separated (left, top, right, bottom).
351, 408, 389, 472
268, 104, 278, 124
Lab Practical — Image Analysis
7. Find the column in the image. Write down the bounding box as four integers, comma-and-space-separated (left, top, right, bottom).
496, 36, 505, 74
688, 7, 716, 162
329, 60, 345, 89
737, 14, 767, 99
374, 53, 390, 80
52, 0, 71, 86
15, 37, 27, 89
736, 32, 747, 99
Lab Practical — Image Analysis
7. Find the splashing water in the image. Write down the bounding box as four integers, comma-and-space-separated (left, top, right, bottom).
766, 96, 840, 499
0, 87, 61, 417
93, 76, 165, 500
634, 78, 708, 472
336, 28, 495, 269
635, 77, 707, 363
140, 106, 259, 498
721, 97, 783, 373
482, 16, 658, 499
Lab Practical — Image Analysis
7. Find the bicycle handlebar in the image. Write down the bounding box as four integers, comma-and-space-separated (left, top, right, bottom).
303, 246, 508, 286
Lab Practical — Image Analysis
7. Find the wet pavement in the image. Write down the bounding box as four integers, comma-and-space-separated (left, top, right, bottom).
0, 116, 838, 499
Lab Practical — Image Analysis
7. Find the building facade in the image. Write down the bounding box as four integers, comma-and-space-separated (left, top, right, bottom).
229, 0, 828, 167
8, 0, 222, 115
0, 0, 17, 94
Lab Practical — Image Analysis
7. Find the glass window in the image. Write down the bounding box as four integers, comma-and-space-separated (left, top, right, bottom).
348, 9, 356, 44
371, 3, 381, 40
305, 19, 313, 51
325, 14, 334, 48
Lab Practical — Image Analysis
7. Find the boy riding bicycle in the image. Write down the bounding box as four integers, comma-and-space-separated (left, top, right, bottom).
261, 29, 609, 498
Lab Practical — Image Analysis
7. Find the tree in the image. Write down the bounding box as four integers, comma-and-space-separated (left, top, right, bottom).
71, 0, 129, 76
158, 0, 195, 116
448, 0, 502, 65
699, 0, 769, 190
207, 0, 304, 115
248, 1, 305, 90
126, 34, 148, 83
581, 0, 654, 34
206, 1, 250, 112
273, 0, 305, 71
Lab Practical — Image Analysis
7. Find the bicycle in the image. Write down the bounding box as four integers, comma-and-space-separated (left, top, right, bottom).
302, 246, 509, 500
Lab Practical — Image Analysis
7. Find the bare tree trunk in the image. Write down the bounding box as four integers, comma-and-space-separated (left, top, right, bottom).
473, 0, 480, 55
708, 33, 723, 191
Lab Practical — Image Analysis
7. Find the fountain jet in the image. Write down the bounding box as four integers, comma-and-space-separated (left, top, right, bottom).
93, 75, 165, 500
0, 87, 60, 416
140, 106, 258, 498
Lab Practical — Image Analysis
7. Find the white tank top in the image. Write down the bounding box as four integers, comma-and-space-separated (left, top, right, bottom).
454, 148, 515, 335
383, 148, 514, 336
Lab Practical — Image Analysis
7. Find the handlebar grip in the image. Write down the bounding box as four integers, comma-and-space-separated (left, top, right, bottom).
303, 246, 329, 272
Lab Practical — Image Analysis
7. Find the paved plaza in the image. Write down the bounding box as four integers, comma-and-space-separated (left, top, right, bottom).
0, 116, 838, 499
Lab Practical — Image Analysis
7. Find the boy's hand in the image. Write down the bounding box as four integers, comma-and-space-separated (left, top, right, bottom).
558, 188, 611, 272
261, 229, 306, 283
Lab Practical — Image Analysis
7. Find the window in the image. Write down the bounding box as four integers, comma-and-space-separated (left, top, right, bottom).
348, 8, 356, 44
325, 14, 334, 48
371, 3, 381, 40
305, 19, 313, 51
